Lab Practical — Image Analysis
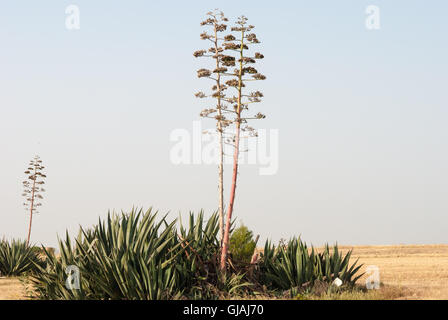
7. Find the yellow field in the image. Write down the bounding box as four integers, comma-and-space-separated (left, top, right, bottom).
0, 277, 27, 300
1, 244, 447, 300
341, 244, 448, 299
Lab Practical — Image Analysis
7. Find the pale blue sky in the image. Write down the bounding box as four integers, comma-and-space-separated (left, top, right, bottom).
1, 1, 447, 247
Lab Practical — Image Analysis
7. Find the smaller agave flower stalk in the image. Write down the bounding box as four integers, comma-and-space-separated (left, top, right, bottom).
219, 16, 266, 271
22, 155, 46, 246
194, 10, 235, 246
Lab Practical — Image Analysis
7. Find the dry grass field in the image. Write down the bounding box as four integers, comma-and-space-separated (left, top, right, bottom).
1, 244, 447, 300
342, 244, 448, 300
0, 277, 27, 300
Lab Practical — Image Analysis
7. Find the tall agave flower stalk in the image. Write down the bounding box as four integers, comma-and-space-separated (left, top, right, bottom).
219, 16, 266, 271
194, 10, 234, 245
22, 155, 46, 246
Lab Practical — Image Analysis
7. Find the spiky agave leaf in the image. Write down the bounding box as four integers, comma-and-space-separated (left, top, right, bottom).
259, 238, 364, 292
0, 239, 43, 276
28, 208, 230, 300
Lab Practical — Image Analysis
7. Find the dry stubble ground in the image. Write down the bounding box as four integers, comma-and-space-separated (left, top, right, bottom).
1, 244, 447, 300
0, 277, 27, 300
343, 244, 448, 299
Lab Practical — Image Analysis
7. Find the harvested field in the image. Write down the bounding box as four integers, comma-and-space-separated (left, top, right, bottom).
340, 244, 448, 299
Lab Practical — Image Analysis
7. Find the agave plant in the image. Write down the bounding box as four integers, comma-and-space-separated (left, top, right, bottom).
178, 211, 220, 276
317, 244, 364, 285
30, 209, 187, 299
0, 239, 43, 276
259, 238, 363, 294
29, 208, 247, 300
259, 238, 319, 290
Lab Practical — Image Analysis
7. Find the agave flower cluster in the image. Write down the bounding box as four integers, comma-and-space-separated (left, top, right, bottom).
194, 13, 266, 143
22, 155, 46, 245
22, 156, 46, 215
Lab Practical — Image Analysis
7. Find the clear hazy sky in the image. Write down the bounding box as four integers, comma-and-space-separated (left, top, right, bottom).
1, 1, 447, 247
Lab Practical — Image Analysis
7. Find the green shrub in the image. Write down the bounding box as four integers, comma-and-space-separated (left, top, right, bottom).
259, 238, 363, 295
229, 224, 256, 264
0, 239, 43, 276
29, 208, 249, 300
